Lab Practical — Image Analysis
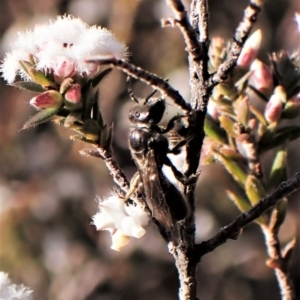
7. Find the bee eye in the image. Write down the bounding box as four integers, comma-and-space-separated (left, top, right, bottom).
134, 111, 140, 118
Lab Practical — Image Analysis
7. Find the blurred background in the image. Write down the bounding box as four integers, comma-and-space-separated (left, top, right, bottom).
0, 0, 300, 299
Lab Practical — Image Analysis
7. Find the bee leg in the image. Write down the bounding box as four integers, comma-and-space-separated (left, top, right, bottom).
124, 172, 141, 200
161, 115, 185, 134
169, 139, 187, 155
164, 156, 200, 185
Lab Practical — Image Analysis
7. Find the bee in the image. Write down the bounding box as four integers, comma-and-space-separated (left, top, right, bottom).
127, 87, 188, 234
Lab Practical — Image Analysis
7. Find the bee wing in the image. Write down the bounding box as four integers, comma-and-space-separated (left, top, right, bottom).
133, 149, 174, 231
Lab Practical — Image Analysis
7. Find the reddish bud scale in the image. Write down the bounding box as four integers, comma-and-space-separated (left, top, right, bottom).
64, 84, 82, 104
30, 90, 63, 109
64, 84, 83, 110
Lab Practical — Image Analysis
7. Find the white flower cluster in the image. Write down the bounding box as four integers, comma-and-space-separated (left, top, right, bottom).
92, 192, 150, 251
1, 15, 127, 84
0, 272, 33, 300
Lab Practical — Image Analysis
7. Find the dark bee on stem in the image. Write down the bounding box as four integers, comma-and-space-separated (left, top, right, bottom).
127, 86, 188, 233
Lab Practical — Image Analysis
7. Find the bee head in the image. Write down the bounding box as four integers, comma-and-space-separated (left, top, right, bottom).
128, 96, 166, 125
127, 80, 166, 125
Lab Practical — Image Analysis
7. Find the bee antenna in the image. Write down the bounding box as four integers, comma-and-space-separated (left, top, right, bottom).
127, 76, 139, 103
144, 89, 157, 104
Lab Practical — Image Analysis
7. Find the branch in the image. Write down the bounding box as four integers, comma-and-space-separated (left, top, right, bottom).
198, 0, 209, 44
208, 0, 262, 87
86, 57, 191, 113
195, 172, 300, 259
165, 0, 203, 61
262, 227, 296, 300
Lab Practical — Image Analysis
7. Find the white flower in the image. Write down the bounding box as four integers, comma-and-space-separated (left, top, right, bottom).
1, 15, 128, 83
0, 272, 33, 300
92, 191, 149, 251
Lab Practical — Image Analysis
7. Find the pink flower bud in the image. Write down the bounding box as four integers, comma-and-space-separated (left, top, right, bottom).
264, 86, 286, 123
30, 90, 63, 109
64, 84, 82, 110
53, 56, 76, 82
250, 59, 273, 94
237, 30, 262, 69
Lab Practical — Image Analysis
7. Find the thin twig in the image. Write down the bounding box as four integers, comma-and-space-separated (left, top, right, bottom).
86, 57, 191, 113
262, 228, 296, 300
209, 0, 262, 87
198, 0, 209, 44
180, 0, 212, 188
195, 172, 300, 259
165, 0, 203, 61
190, 0, 199, 34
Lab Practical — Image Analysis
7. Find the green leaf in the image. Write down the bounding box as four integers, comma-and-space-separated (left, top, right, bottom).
12, 81, 46, 93
212, 83, 236, 101
245, 175, 266, 206
22, 106, 62, 130
226, 190, 266, 225
249, 105, 267, 126
219, 115, 237, 138
213, 150, 247, 185
226, 190, 251, 212
27, 67, 56, 87
204, 115, 227, 143
267, 147, 287, 192
219, 148, 245, 162
19, 60, 33, 74
235, 96, 250, 128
